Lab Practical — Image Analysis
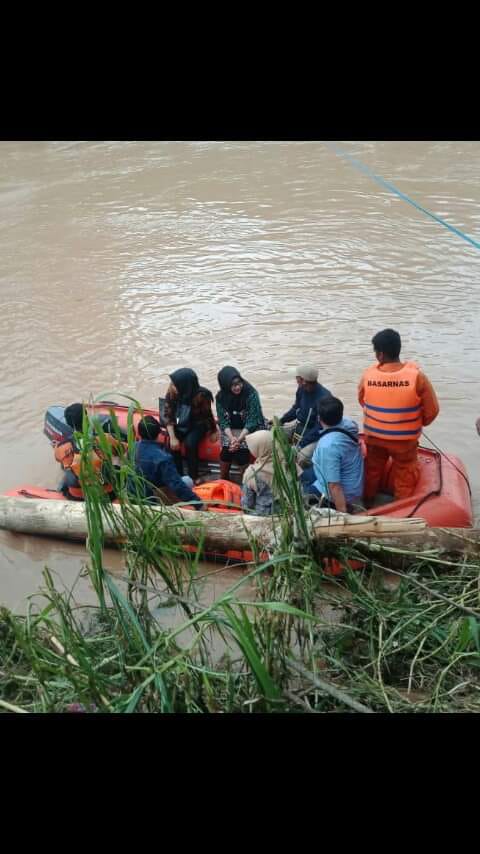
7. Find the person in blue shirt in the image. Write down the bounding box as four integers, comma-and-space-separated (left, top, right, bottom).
279, 365, 332, 467
301, 396, 364, 513
128, 416, 204, 509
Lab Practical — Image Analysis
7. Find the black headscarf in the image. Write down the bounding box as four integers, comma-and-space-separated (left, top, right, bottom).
216, 366, 256, 412
169, 368, 213, 404
169, 368, 200, 403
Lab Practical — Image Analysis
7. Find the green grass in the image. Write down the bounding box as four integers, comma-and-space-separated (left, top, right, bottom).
1, 407, 479, 713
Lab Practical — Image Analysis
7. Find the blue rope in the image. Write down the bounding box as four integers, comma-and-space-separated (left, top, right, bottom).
326, 142, 480, 251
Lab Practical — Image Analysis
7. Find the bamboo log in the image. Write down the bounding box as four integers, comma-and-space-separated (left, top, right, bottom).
2, 495, 477, 558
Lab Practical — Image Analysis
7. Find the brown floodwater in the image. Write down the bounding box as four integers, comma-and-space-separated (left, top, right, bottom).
1, 140, 479, 612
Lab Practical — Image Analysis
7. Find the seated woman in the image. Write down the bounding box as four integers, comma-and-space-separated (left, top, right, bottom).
216, 366, 266, 481
241, 430, 300, 516
164, 368, 216, 485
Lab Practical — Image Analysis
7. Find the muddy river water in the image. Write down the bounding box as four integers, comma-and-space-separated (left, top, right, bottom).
0, 140, 479, 611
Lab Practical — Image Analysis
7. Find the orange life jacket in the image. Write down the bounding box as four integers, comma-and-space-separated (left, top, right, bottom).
362, 362, 423, 441
54, 439, 114, 498
54, 432, 126, 467
100, 433, 128, 456
192, 479, 242, 512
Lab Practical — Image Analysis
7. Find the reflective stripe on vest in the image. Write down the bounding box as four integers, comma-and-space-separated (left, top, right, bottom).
362, 362, 422, 440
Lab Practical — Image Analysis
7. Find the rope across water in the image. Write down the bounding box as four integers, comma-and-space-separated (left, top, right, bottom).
326, 142, 480, 251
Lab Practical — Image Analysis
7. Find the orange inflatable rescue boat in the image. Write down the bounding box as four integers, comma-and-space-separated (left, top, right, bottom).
2, 399, 473, 574
42, 400, 474, 528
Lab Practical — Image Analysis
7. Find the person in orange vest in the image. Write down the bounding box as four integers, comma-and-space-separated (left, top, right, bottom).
55, 403, 119, 500
358, 329, 439, 502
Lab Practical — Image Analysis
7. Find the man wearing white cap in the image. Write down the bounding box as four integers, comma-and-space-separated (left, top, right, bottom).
279, 364, 332, 467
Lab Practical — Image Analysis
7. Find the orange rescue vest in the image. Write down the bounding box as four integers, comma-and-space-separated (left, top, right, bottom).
54, 439, 114, 498
192, 479, 242, 512
362, 362, 423, 441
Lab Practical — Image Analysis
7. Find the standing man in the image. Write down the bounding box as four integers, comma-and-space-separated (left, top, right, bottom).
358, 329, 439, 501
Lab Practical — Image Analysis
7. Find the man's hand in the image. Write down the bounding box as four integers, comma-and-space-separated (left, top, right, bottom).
169, 436, 180, 451
328, 482, 347, 513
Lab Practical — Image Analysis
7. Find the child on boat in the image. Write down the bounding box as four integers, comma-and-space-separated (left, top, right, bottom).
128, 416, 204, 509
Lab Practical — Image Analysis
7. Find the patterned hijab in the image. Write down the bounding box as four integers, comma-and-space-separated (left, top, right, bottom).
216, 366, 256, 412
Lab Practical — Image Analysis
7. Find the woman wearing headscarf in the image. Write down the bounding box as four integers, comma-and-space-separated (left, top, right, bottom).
241, 430, 301, 515
164, 368, 216, 484
215, 366, 266, 481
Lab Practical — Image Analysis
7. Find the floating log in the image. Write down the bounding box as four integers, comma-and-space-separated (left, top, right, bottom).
2, 495, 476, 559
351, 526, 480, 557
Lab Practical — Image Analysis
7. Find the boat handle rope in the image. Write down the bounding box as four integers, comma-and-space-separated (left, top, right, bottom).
421, 430, 472, 497
407, 430, 472, 519
407, 446, 443, 518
